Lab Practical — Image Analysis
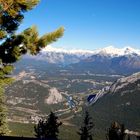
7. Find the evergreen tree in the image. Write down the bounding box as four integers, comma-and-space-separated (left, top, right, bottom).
106, 122, 126, 140
120, 124, 126, 140
78, 111, 94, 140
127, 135, 130, 140
0, 0, 64, 135
34, 112, 62, 140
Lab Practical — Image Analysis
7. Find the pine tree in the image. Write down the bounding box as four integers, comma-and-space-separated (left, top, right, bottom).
78, 111, 94, 140
120, 124, 126, 140
106, 122, 126, 140
127, 135, 130, 140
34, 112, 62, 140
0, 0, 64, 135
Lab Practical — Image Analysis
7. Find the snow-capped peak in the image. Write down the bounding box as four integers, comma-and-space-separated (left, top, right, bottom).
96, 46, 140, 56
42, 45, 94, 55
41, 45, 140, 57
123, 46, 137, 54
96, 46, 123, 56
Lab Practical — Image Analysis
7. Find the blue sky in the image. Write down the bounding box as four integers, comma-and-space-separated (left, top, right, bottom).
18, 0, 140, 50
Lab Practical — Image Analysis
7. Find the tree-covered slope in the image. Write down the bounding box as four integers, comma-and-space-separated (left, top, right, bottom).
87, 73, 140, 139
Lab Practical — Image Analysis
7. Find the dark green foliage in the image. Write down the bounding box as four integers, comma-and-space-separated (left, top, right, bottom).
127, 135, 130, 140
106, 122, 126, 140
0, 0, 39, 39
22, 26, 64, 55
78, 111, 94, 140
34, 112, 62, 140
0, 26, 64, 65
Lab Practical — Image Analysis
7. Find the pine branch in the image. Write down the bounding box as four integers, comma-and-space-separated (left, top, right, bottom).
38, 27, 64, 47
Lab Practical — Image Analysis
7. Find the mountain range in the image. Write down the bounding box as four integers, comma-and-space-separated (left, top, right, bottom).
28, 46, 140, 63
24, 46, 140, 75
